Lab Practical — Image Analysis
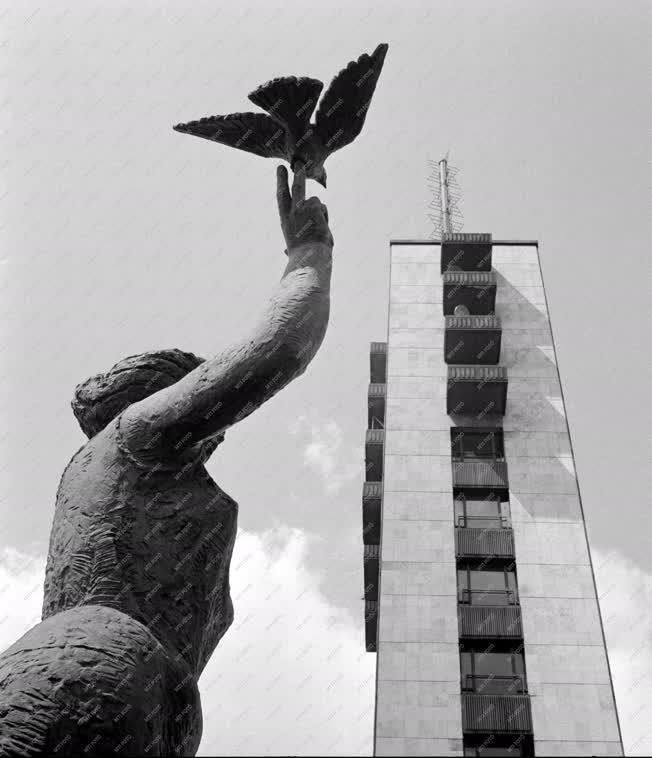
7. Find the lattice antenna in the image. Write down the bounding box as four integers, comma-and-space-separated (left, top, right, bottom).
427, 155, 464, 238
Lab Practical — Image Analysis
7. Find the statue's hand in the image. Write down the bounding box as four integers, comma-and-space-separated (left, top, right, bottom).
277, 164, 333, 253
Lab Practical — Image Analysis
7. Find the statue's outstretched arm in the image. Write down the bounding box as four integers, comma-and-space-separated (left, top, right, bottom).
120, 165, 333, 458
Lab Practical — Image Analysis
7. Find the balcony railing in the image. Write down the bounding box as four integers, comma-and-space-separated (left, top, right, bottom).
458, 605, 523, 639
449, 365, 506, 381
456, 515, 511, 529
455, 528, 515, 558
363, 482, 383, 499
364, 544, 380, 560
461, 693, 533, 733
443, 271, 496, 286
365, 429, 385, 445
446, 315, 501, 330
445, 316, 502, 365
462, 674, 527, 695
452, 459, 509, 489
458, 588, 519, 606
368, 383, 386, 397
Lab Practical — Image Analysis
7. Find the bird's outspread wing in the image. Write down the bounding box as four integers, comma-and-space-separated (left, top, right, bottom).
248, 77, 324, 133
315, 43, 388, 156
173, 113, 288, 159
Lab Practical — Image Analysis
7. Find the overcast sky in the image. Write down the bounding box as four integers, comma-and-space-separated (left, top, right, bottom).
1, 0, 650, 755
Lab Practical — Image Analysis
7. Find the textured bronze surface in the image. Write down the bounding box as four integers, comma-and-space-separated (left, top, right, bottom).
0, 165, 333, 756
173, 44, 389, 187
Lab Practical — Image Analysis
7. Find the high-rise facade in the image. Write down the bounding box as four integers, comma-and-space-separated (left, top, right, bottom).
362, 234, 623, 757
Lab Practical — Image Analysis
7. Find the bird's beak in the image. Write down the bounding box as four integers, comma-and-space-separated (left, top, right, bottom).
317, 170, 327, 189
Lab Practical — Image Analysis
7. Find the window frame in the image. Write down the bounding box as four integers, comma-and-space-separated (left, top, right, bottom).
457, 563, 519, 606
460, 649, 527, 694
451, 427, 505, 462
455, 492, 511, 529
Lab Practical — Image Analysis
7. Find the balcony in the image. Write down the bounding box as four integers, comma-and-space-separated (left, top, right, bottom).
452, 459, 509, 489
440, 232, 492, 274
458, 605, 523, 639
445, 316, 502, 365
365, 429, 384, 483
443, 271, 496, 315
364, 544, 379, 601
362, 482, 382, 545
461, 693, 532, 733
368, 383, 386, 430
365, 600, 378, 653
455, 528, 515, 558
447, 365, 507, 416
370, 342, 387, 384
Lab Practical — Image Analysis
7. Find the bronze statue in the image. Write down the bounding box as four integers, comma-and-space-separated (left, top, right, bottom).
173, 43, 389, 187
0, 40, 388, 756
0, 166, 333, 756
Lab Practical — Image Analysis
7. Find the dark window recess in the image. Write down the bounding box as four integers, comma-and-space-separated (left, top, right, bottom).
455, 492, 511, 529
368, 389, 385, 429
452, 428, 504, 461
370, 343, 387, 384
460, 649, 527, 695
365, 431, 384, 483
458, 564, 518, 606
463, 734, 534, 757
365, 457, 383, 483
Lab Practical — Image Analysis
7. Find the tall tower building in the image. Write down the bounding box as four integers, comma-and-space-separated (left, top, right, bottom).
362, 227, 623, 756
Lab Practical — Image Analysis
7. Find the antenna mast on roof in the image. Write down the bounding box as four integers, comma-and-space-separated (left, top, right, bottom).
427, 154, 464, 238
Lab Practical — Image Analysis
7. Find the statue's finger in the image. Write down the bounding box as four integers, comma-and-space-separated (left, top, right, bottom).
292, 163, 306, 205
276, 165, 291, 219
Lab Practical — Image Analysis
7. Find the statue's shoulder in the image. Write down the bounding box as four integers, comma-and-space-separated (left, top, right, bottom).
55, 419, 130, 504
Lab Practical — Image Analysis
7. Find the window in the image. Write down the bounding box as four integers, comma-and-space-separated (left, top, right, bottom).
458, 565, 518, 605
455, 492, 511, 528
460, 649, 526, 694
451, 429, 504, 461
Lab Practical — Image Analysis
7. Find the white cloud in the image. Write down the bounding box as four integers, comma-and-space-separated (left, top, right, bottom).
290, 413, 361, 493
3, 541, 648, 756
593, 548, 652, 756
197, 527, 374, 756
0, 548, 45, 652
0, 533, 375, 757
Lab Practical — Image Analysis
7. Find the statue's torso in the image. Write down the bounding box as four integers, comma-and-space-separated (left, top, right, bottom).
43, 414, 238, 676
